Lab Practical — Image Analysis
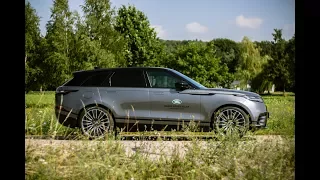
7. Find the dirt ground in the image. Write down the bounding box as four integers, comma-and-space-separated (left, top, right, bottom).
25, 135, 289, 160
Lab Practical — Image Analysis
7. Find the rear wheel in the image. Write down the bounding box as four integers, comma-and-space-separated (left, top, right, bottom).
213, 106, 249, 137
79, 106, 115, 139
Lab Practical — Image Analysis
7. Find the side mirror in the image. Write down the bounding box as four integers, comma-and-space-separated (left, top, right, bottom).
175, 81, 190, 91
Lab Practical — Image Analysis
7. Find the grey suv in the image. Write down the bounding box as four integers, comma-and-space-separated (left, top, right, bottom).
55, 67, 269, 138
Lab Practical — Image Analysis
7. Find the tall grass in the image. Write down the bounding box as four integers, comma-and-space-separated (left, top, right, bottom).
25, 92, 82, 137
25, 135, 294, 179
254, 95, 295, 136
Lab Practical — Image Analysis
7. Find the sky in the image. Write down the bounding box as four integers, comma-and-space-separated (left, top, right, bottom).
29, 0, 295, 42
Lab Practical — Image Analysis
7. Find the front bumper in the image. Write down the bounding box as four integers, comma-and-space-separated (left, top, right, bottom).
251, 112, 269, 128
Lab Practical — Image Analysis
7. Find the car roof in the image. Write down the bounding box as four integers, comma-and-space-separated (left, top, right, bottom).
72, 67, 173, 75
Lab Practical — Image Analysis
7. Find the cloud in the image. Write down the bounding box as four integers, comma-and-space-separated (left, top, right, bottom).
185, 22, 208, 33
151, 25, 167, 39
235, 15, 263, 29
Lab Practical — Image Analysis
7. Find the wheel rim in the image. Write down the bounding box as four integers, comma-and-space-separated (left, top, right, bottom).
81, 107, 111, 137
215, 108, 247, 134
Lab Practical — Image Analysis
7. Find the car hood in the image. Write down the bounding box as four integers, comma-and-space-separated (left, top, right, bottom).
180, 88, 260, 97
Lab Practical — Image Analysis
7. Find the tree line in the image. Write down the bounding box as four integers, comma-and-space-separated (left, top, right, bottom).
25, 0, 295, 93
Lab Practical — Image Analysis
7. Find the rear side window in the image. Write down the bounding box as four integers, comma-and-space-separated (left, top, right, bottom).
81, 71, 112, 87
64, 74, 89, 86
110, 69, 146, 87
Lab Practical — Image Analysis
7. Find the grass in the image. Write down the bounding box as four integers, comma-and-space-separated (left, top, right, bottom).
25, 91, 295, 179
26, 135, 294, 179
25, 91, 295, 137
253, 95, 295, 136
25, 91, 80, 137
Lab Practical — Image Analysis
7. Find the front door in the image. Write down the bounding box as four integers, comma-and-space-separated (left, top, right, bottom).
146, 69, 201, 124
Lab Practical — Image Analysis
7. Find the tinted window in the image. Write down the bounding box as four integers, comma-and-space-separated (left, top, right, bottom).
64, 74, 89, 86
169, 69, 207, 89
110, 69, 146, 87
81, 71, 111, 87
146, 70, 181, 89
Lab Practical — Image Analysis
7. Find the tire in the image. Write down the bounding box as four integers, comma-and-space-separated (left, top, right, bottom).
213, 106, 250, 137
79, 106, 115, 139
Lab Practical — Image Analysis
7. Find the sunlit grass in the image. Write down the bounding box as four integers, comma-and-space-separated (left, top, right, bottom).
25, 134, 295, 179
254, 95, 295, 136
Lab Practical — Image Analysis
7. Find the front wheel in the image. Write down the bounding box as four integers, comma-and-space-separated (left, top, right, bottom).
79, 106, 115, 139
213, 106, 250, 137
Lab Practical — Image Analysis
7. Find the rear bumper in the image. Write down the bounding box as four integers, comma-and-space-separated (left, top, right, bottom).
55, 106, 79, 128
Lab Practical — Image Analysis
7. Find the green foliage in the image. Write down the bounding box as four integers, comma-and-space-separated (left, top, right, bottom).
285, 34, 295, 91
114, 5, 164, 67
161, 41, 233, 88
250, 71, 273, 93
255, 95, 295, 135
261, 29, 294, 92
81, 0, 127, 67
213, 38, 241, 73
25, 2, 295, 92
43, 0, 74, 89
254, 40, 273, 57
235, 36, 270, 90
25, 1, 43, 91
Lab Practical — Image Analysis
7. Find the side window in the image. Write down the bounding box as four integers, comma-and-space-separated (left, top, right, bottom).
146, 70, 181, 89
81, 71, 111, 87
64, 74, 89, 86
110, 69, 146, 88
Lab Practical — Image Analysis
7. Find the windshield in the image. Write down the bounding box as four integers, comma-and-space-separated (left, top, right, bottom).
169, 69, 207, 89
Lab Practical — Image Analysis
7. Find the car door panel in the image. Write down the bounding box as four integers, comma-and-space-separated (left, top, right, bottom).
149, 88, 201, 121
104, 87, 150, 119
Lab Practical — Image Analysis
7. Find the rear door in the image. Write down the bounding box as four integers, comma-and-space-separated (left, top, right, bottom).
107, 69, 150, 121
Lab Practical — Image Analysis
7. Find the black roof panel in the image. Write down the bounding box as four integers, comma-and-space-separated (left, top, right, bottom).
73, 67, 171, 75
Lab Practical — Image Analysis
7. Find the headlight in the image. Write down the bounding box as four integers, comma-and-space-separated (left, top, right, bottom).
243, 96, 264, 103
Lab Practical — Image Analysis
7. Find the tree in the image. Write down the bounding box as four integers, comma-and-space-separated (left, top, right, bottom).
43, 0, 74, 89
255, 40, 273, 57
213, 38, 241, 73
81, 0, 127, 68
269, 29, 291, 93
167, 41, 233, 88
285, 34, 295, 92
67, 11, 94, 72
235, 36, 269, 90
114, 5, 164, 67
25, 1, 43, 91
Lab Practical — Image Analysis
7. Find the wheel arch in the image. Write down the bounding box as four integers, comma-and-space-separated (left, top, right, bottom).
210, 103, 253, 123
77, 103, 117, 127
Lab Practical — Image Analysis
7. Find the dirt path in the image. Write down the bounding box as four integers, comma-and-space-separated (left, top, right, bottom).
25, 135, 289, 160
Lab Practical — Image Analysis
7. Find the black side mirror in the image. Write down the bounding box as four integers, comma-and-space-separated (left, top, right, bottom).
175, 82, 190, 91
